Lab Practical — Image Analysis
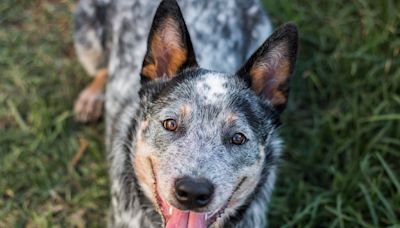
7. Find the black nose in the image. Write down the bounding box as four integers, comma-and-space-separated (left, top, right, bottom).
174, 177, 214, 209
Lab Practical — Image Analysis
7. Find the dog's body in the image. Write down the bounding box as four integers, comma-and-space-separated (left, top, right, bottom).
74, 0, 298, 227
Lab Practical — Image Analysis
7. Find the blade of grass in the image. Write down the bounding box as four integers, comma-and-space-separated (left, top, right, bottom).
364, 114, 400, 122
370, 181, 397, 224
7, 99, 29, 132
359, 183, 378, 226
376, 153, 400, 193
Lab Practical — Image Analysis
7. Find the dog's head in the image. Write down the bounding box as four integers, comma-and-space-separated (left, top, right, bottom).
133, 0, 298, 227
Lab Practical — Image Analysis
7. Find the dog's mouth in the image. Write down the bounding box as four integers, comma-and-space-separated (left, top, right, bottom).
155, 187, 225, 228
148, 159, 244, 228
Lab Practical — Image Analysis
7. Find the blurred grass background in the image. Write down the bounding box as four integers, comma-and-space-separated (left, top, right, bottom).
0, 0, 399, 227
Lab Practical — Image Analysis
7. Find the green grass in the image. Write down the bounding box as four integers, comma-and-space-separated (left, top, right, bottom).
1, 0, 399, 227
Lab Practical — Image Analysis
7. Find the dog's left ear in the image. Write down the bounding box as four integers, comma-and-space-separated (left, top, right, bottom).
140, 0, 197, 83
237, 23, 298, 112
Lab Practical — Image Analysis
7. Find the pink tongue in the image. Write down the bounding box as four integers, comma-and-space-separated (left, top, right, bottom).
165, 209, 206, 228
187, 212, 207, 228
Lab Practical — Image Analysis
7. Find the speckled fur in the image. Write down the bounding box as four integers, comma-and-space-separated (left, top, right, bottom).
74, 0, 298, 227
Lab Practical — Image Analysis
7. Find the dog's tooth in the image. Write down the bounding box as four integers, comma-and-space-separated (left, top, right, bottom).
169, 206, 173, 215
205, 214, 208, 220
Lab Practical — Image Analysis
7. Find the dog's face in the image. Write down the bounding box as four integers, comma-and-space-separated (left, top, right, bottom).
132, 1, 298, 227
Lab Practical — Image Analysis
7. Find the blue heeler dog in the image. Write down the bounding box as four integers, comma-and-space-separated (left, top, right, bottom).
73, 0, 298, 227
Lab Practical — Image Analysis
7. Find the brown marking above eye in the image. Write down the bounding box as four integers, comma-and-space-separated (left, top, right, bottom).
226, 113, 238, 124
162, 119, 178, 131
180, 104, 191, 116
231, 133, 246, 145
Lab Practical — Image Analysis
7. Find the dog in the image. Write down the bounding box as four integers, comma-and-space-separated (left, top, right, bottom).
73, 0, 298, 227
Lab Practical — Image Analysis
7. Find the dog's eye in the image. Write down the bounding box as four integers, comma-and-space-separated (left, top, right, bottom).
231, 133, 246, 145
162, 119, 178, 131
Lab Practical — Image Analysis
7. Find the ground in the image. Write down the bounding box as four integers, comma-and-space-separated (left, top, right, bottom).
1, 0, 399, 227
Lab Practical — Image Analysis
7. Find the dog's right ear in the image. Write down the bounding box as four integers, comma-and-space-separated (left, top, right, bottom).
140, 0, 197, 83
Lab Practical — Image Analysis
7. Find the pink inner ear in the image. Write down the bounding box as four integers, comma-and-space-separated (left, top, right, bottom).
160, 19, 183, 48
250, 43, 290, 106
141, 17, 189, 80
